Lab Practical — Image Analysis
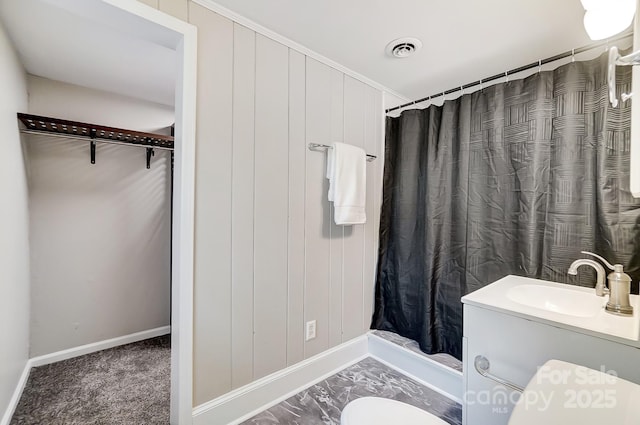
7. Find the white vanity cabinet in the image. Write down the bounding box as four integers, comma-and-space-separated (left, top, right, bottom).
461, 276, 640, 425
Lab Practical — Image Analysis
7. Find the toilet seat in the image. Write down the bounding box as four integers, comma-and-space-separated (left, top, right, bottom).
340, 397, 449, 425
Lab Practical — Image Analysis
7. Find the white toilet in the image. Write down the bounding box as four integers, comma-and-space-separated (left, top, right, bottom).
340, 397, 449, 425
341, 360, 640, 425
507, 359, 640, 425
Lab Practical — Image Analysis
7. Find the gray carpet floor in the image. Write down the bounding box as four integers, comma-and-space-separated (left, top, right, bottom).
11, 335, 170, 425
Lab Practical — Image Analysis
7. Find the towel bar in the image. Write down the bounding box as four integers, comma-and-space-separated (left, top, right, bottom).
474, 355, 524, 392
308, 143, 377, 162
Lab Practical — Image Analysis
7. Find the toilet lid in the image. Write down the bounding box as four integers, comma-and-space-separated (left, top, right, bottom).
508, 360, 640, 425
340, 397, 449, 425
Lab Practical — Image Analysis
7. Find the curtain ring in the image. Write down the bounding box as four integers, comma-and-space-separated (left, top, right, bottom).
460, 85, 464, 95
479, 78, 484, 91
538, 59, 542, 74
505, 71, 509, 83
571, 48, 575, 63
441, 91, 446, 103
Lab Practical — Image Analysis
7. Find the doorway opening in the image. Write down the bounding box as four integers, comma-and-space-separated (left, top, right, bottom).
0, 0, 196, 423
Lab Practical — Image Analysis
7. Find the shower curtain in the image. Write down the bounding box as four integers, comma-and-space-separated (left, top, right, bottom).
372, 52, 640, 360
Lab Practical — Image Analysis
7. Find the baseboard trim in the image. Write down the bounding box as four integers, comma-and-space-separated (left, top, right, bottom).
192, 335, 369, 425
0, 361, 31, 425
367, 332, 463, 403
5, 328, 461, 425
29, 325, 171, 367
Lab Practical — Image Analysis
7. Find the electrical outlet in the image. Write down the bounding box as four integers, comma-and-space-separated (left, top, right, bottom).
305, 320, 317, 341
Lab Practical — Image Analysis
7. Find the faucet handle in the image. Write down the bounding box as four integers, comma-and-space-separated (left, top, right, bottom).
581, 251, 616, 271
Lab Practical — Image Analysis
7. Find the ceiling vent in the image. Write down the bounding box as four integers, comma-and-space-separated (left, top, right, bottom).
386, 37, 422, 58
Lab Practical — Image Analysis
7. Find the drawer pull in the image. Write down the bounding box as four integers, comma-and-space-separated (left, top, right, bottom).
474, 355, 524, 392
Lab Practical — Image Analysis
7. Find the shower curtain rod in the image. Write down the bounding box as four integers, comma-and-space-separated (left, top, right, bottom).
386, 31, 633, 114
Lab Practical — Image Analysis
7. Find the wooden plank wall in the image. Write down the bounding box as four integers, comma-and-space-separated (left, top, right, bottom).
139, 0, 385, 406
189, 4, 234, 403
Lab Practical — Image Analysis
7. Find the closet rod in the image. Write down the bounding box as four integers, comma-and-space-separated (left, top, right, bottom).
20, 130, 174, 151
386, 31, 633, 114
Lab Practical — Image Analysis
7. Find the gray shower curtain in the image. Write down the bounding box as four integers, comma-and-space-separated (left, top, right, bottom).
372, 52, 640, 360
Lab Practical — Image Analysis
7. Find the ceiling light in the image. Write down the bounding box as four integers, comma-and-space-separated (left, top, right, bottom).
385, 37, 422, 59
581, 0, 636, 40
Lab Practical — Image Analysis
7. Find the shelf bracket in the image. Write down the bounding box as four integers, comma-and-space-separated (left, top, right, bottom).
90, 129, 97, 165
146, 147, 155, 169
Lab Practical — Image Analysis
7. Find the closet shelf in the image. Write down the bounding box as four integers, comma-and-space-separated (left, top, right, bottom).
17, 113, 174, 149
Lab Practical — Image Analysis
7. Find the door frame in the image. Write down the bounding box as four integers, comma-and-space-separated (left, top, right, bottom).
90, 1, 197, 423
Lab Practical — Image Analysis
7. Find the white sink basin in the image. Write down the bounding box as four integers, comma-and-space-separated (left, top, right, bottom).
462, 275, 640, 345
507, 284, 604, 317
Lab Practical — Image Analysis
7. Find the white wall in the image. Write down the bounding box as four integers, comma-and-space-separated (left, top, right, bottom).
0, 22, 30, 421
185, 2, 384, 405
27, 75, 175, 133
137, 0, 384, 407
26, 77, 175, 356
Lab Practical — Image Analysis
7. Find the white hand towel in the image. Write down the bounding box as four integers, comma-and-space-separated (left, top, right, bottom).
326, 142, 367, 225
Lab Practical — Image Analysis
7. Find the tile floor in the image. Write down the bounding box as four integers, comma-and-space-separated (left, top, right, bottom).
241, 356, 462, 425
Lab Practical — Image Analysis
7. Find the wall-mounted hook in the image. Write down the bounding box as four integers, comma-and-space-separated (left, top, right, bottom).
90, 129, 96, 165
608, 46, 620, 108
146, 147, 155, 169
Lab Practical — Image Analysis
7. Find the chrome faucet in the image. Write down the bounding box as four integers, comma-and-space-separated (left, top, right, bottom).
568, 259, 608, 297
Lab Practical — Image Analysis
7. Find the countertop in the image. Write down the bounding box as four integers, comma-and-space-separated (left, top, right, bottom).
461, 275, 640, 347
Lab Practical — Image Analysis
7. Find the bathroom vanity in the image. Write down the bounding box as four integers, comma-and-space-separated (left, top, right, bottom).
461, 275, 640, 425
